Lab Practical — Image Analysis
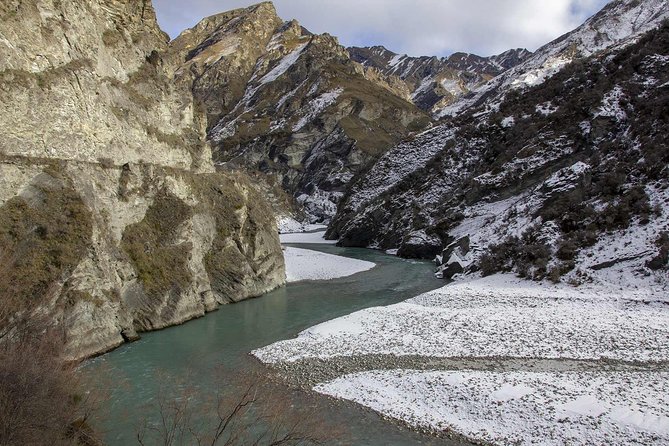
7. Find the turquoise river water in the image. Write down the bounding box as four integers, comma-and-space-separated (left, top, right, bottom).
84, 244, 469, 446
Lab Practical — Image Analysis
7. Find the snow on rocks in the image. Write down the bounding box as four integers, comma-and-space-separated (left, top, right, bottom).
276, 216, 327, 234
436, 0, 669, 118
253, 274, 669, 363
283, 247, 375, 283
595, 85, 629, 120
292, 88, 343, 132
510, 55, 572, 88
500, 116, 515, 127
258, 43, 308, 86
315, 369, 669, 446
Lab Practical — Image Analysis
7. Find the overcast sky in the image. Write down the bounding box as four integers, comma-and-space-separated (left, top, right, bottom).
153, 0, 611, 57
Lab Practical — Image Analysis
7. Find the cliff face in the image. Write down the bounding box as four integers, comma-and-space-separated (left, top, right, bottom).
0, 0, 285, 360
168, 3, 430, 222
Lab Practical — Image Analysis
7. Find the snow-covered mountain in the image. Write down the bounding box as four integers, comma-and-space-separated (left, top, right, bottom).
438, 0, 669, 117
169, 3, 429, 222
348, 45, 531, 113
328, 3, 669, 290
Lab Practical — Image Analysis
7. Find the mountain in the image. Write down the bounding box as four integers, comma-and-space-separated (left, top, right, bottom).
2, 0, 667, 359
0, 0, 285, 359
168, 3, 430, 222
438, 0, 669, 117
348, 45, 532, 112
328, 0, 669, 290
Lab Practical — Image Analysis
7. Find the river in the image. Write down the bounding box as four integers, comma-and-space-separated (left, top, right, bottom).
84, 244, 469, 445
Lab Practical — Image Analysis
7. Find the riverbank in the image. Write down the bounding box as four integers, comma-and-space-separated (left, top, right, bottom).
254, 274, 669, 445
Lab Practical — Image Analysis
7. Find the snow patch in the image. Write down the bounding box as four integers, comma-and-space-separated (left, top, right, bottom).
440, 78, 464, 97
511, 55, 571, 88
501, 116, 515, 128
316, 370, 669, 446
258, 43, 308, 87
595, 85, 628, 121
277, 216, 327, 234
292, 88, 343, 132
279, 230, 337, 245
283, 247, 375, 283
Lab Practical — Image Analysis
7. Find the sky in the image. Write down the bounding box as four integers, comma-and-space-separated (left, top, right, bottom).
153, 0, 611, 57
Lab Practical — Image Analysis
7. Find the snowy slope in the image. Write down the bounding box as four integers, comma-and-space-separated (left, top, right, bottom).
328, 13, 669, 289
172, 6, 428, 224
438, 0, 669, 117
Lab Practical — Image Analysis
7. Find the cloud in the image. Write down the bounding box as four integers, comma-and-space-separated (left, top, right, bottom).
153, 0, 611, 56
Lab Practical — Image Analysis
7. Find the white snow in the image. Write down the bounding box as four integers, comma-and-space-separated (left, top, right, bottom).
440, 78, 464, 97
535, 101, 558, 116
569, 183, 669, 293
258, 43, 308, 87
388, 54, 404, 69
279, 230, 337, 245
276, 216, 327, 234
436, 0, 669, 118
595, 85, 628, 120
501, 116, 515, 128
283, 247, 375, 283
239, 43, 309, 105
295, 186, 344, 221
543, 162, 591, 194
253, 274, 669, 363
511, 55, 572, 88
292, 88, 343, 132
411, 76, 435, 101
316, 370, 669, 446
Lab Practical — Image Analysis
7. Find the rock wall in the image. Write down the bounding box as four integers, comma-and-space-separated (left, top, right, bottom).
0, 0, 285, 360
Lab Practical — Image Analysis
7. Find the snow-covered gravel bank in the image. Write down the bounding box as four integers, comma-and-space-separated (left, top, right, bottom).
316, 370, 669, 446
255, 272, 669, 445
283, 247, 375, 283
254, 275, 669, 363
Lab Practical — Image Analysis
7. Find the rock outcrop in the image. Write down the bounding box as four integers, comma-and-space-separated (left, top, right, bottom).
168, 3, 430, 222
0, 0, 285, 360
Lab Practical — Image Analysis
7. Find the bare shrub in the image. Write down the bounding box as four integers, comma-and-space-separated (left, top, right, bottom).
0, 321, 101, 446
136, 372, 327, 446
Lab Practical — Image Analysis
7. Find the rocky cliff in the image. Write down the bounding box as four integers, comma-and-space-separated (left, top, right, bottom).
328, 1, 669, 291
0, 0, 285, 360
168, 3, 430, 222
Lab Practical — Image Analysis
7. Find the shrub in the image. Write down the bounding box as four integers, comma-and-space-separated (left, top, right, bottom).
0, 172, 93, 323
0, 321, 100, 446
646, 232, 669, 270
479, 228, 552, 281
121, 192, 193, 299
